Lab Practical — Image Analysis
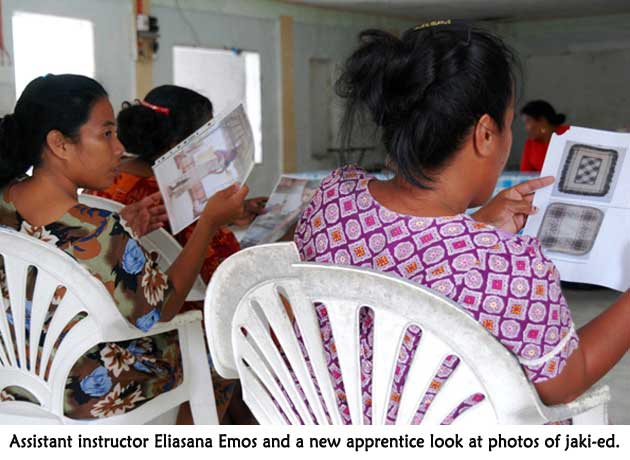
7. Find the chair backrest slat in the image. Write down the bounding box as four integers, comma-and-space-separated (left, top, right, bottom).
239, 363, 284, 425
252, 283, 328, 424
451, 398, 495, 425
239, 296, 318, 424
236, 323, 302, 424
3, 257, 29, 369
47, 317, 99, 412
0, 291, 15, 368
283, 282, 338, 424
319, 298, 363, 424
0, 334, 8, 367
28, 270, 60, 374
38, 291, 85, 382
420, 363, 483, 425
370, 309, 413, 425
394, 331, 454, 425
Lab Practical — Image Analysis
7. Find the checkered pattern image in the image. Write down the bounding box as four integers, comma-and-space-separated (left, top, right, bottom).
574, 156, 602, 185
538, 203, 604, 256
559, 144, 618, 197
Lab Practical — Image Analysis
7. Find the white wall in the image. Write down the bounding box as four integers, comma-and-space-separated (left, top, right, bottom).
0, 0, 135, 115
493, 14, 630, 169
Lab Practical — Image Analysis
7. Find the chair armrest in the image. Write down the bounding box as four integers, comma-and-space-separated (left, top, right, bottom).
542, 385, 611, 423
111, 310, 203, 341
149, 310, 203, 334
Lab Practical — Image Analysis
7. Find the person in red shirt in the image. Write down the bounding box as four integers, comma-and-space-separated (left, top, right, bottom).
520, 100, 569, 172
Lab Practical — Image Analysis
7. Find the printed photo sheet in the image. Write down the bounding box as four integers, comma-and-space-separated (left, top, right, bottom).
240, 176, 320, 248
523, 126, 630, 291
153, 104, 255, 234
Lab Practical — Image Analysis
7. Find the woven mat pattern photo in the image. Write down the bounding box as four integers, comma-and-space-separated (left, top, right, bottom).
538, 203, 603, 256
559, 144, 618, 197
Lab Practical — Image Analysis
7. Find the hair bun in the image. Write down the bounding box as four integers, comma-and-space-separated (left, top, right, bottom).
554, 113, 566, 125
335, 29, 408, 126
117, 103, 172, 161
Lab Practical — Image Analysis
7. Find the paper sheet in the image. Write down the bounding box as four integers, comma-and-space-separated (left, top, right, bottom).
523, 126, 630, 291
153, 104, 255, 234
240, 175, 320, 248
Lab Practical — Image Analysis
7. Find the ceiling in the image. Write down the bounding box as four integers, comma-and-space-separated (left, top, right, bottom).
282, 0, 630, 22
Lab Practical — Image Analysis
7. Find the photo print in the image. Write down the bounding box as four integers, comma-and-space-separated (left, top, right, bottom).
153, 104, 255, 234
537, 202, 604, 257
558, 144, 619, 198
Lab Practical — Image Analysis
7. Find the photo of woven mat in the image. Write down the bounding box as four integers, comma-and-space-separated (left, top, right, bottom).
538, 203, 604, 256
558, 144, 618, 197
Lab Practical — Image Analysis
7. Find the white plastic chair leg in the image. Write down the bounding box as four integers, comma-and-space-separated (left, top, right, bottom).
572, 402, 609, 425
179, 322, 218, 425
146, 407, 178, 424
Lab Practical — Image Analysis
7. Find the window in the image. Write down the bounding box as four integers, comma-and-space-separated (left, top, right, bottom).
12, 12, 95, 99
173, 46, 263, 163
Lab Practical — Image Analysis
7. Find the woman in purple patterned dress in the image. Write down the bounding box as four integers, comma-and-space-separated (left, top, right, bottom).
294, 23, 629, 422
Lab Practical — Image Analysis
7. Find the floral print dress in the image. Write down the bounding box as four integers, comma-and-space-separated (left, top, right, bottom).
85, 171, 239, 419
0, 186, 183, 420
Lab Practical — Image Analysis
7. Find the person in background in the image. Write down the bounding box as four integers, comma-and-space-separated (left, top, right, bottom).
0, 74, 247, 420
86, 85, 263, 423
520, 100, 569, 172
295, 23, 629, 423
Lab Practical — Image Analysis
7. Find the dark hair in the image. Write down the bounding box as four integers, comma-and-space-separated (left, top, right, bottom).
0, 74, 108, 187
117, 85, 213, 163
520, 100, 566, 126
336, 24, 519, 188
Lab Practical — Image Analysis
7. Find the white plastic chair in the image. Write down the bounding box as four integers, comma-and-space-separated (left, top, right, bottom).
78, 193, 207, 302
0, 228, 218, 424
205, 242, 609, 425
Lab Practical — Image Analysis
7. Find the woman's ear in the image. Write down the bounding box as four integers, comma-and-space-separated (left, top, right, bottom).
45, 130, 72, 160
473, 113, 500, 159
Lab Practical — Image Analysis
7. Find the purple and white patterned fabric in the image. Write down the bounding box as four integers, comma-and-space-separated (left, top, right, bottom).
293, 167, 579, 422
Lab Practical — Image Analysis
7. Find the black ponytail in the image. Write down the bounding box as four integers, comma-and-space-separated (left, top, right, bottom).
0, 74, 107, 187
0, 114, 25, 185
336, 24, 519, 188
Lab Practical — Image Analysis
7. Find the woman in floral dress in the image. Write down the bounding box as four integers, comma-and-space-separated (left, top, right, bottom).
0, 74, 247, 420
85, 85, 265, 421
294, 23, 630, 423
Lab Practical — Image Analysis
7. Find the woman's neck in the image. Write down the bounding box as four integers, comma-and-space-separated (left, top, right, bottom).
7, 170, 78, 227
369, 173, 471, 217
